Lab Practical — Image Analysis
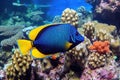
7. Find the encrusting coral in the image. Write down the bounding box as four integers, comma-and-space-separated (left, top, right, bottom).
81, 59, 118, 80
61, 8, 79, 27
6, 49, 33, 80
89, 41, 110, 54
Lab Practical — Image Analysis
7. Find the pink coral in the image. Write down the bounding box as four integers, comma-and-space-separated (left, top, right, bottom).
80, 60, 118, 80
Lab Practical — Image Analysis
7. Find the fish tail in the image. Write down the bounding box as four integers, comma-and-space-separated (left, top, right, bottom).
17, 39, 33, 55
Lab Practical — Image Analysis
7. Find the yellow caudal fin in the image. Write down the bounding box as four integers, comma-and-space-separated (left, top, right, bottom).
31, 47, 50, 58
17, 39, 32, 55
28, 24, 63, 41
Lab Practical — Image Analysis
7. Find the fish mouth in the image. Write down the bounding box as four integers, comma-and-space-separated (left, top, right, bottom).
76, 36, 84, 43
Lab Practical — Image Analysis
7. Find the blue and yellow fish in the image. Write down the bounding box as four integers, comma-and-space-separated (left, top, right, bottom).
17, 24, 84, 58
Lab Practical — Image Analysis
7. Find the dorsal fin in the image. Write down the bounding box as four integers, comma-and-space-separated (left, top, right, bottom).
28, 23, 63, 41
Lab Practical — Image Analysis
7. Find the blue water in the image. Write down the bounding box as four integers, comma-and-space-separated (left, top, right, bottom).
47, 0, 92, 17
31, 0, 92, 18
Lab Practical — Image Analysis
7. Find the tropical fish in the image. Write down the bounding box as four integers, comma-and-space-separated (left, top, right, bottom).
17, 24, 84, 58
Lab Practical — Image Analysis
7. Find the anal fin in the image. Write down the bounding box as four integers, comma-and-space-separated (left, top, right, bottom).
31, 47, 50, 58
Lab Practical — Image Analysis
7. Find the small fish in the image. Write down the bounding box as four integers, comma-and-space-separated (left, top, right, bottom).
17, 24, 84, 58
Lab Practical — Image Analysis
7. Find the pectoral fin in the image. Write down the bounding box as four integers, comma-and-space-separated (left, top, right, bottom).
65, 42, 72, 50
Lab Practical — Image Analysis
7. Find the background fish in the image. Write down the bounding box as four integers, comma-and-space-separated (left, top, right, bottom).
17, 24, 84, 58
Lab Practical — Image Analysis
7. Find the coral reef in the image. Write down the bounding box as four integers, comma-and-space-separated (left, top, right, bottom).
30, 54, 66, 80
89, 41, 110, 54
86, 0, 120, 30
1, 3, 120, 80
1, 31, 24, 50
77, 6, 93, 24
81, 59, 118, 80
0, 70, 7, 80
61, 8, 79, 27
52, 6, 92, 27
1, 6, 44, 27
87, 52, 106, 69
65, 37, 91, 69
83, 22, 95, 41
52, 15, 61, 23
83, 21, 116, 41
0, 26, 24, 50
6, 49, 33, 80
0, 26, 24, 38
26, 10, 44, 24
0, 51, 12, 69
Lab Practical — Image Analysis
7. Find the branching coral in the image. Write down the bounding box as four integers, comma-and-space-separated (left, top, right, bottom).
6, 49, 33, 80
0, 26, 24, 37
0, 26, 24, 50
1, 31, 24, 50
61, 8, 79, 27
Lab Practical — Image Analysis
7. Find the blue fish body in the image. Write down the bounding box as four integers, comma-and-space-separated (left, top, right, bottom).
33, 24, 84, 54
17, 24, 84, 58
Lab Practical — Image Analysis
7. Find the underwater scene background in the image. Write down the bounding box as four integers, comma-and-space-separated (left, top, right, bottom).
0, 0, 120, 80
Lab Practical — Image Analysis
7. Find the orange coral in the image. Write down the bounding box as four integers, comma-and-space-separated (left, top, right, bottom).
51, 55, 57, 60
89, 41, 110, 54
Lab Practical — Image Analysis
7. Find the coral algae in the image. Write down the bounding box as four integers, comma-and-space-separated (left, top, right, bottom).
89, 41, 110, 54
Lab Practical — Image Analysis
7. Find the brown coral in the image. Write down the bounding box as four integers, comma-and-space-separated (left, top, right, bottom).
96, 30, 111, 41
87, 52, 106, 69
87, 51, 114, 69
83, 22, 95, 41
6, 49, 33, 80
83, 21, 116, 41
65, 37, 91, 68
61, 8, 79, 27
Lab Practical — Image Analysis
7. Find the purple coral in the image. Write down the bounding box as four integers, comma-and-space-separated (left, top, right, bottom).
80, 59, 118, 80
